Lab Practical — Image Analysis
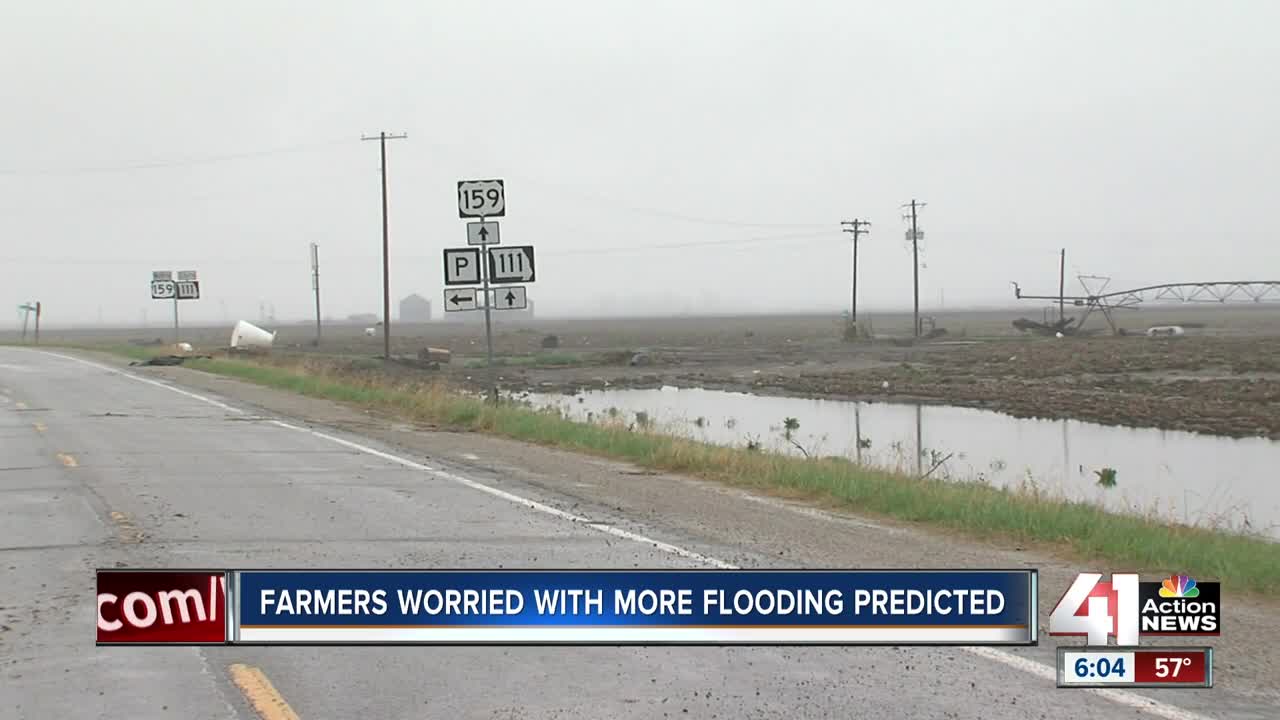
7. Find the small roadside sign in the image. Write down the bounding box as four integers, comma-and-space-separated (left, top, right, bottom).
487, 246, 535, 283
153, 270, 173, 282
176, 281, 200, 300
177, 270, 198, 282
151, 280, 176, 299
444, 288, 478, 312
486, 285, 527, 310
466, 221, 500, 246
443, 248, 482, 286
457, 179, 505, 218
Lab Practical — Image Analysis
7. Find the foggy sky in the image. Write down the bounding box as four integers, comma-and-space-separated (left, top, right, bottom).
3, 1, 1277, 327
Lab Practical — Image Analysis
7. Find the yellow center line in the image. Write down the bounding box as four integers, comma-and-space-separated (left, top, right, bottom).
56, 452, 78, 468
108, 511, 144, 544
229, 664, 302, 720
33, 421, 46, 433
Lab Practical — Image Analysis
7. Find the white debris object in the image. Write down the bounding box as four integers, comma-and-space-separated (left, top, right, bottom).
230, 320, 276, 349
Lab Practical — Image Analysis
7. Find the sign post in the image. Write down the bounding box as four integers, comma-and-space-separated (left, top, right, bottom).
310, 244, 322, 346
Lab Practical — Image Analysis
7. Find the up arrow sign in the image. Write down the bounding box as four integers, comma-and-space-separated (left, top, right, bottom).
467, 221, 500, 246
487, 246, 535, 283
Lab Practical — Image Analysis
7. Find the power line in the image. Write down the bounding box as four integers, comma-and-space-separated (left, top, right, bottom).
1, 230, 837, 268
540, 230, 832, 257
0, 138, 354, 176
411, 136, 829, 230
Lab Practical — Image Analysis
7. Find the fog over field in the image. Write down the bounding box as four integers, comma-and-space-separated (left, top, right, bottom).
3, 2, 1277, 326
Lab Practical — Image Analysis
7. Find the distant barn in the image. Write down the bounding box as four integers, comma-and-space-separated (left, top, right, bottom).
399, 293, 432, 323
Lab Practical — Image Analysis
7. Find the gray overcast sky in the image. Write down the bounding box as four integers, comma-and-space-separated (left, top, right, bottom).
3, 1, 1277, 326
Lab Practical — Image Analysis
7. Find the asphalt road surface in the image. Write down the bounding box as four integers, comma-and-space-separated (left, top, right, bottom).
0, 347, 1265, 719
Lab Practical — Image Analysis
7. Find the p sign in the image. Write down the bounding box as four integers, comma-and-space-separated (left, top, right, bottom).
443, 248, 481, 286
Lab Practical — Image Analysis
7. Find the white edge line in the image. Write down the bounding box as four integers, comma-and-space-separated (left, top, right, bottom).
33, 349, 1214, 720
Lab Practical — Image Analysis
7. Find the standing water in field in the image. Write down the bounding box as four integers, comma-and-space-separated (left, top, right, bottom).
524, 387, 1280, 539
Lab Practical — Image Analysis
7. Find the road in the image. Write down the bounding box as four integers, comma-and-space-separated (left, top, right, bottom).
0, 347, 1266, 719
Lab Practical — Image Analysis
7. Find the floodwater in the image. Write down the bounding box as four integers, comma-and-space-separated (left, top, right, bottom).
526, 386, 1280, 539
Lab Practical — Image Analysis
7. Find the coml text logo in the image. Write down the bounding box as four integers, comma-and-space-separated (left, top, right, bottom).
1049, 573, 1220, 645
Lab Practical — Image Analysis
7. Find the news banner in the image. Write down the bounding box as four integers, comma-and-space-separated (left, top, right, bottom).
98, 568, 1217, 689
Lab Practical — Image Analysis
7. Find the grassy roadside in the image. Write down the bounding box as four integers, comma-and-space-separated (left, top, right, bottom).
75, 346, 1280, 593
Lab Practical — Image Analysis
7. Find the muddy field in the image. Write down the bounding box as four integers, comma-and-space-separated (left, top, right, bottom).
14, 304, 1280, 438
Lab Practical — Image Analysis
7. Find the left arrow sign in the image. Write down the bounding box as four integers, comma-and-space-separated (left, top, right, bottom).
443, 288, 478, 312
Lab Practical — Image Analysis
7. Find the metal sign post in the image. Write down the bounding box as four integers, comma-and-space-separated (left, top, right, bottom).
310, 243, 322, 345
479, 216, 496, 398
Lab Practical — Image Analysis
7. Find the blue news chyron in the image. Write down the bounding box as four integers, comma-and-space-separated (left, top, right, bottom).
230, 569, 1039, 646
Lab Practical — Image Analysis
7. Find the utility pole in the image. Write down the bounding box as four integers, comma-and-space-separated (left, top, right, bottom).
1058, 248, 1066, 324
310, 242, 322, 345
18, 303, 35, 341
34, 302, 41, 345
901, 199, 926, 337
361, 131, 407, 360
839, 219, 871, 325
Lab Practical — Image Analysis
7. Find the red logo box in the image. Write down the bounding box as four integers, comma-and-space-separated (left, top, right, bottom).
97, 571, 226, 644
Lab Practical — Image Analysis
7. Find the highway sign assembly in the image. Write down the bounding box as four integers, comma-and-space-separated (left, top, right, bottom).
149, 268, 200, 342
457, 179, 505, 218
443, 248, 482, 286
444, 288, 478, 312
449, 177, 536, 399
467, 221, 501, 246
487, 246, 536, 283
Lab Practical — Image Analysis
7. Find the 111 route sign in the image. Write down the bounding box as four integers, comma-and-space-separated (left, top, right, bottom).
487, 246, 535, 283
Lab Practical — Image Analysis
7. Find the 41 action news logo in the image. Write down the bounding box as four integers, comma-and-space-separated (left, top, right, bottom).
1048, 573, 1220, 645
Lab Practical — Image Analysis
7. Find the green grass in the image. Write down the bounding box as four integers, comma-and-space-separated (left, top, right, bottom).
81, 348, 1280, 594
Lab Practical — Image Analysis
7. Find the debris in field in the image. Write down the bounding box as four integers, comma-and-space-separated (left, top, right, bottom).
129, 355, 209, 367
629, 351, 653, 367
230, 320, 276, 350
1012, 317, 1077, 336
541, 334, 560, 349
1146, 326, 1186, 337
364, 327, 376, 336
417, 347, 452, 364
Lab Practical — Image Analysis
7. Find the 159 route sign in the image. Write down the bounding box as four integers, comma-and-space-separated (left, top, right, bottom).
457, 179, 505, 218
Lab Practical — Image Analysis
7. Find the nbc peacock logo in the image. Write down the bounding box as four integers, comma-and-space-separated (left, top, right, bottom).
1159, 574, 1200, 599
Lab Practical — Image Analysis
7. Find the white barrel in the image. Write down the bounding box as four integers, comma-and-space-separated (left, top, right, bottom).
230, 320, 276, 349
